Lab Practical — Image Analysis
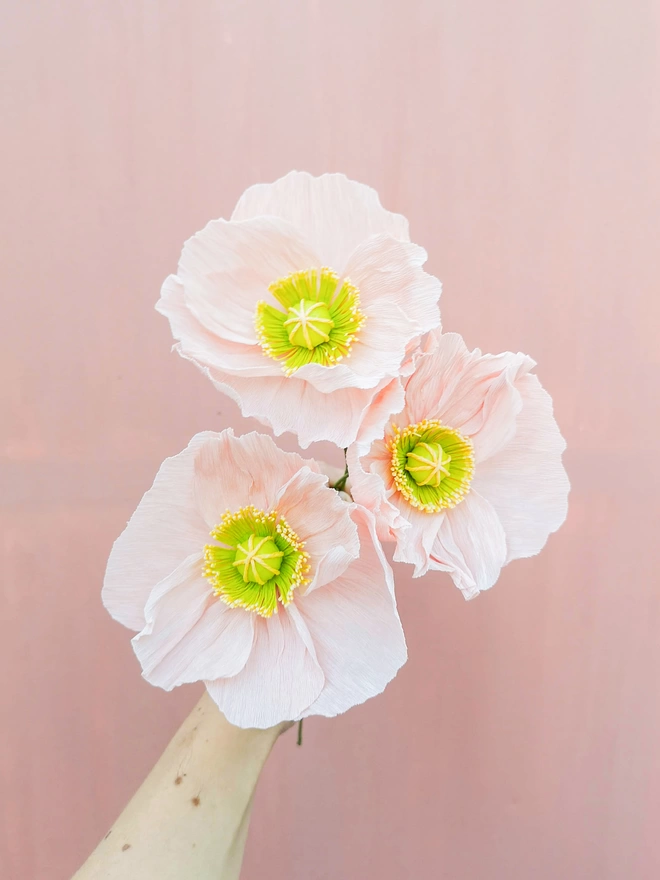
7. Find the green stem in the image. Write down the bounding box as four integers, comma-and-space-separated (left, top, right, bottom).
296, 719, 303, 746
332, 449, 349, 493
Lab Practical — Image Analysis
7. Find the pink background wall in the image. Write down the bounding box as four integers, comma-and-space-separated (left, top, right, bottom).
1, 1, 659, 878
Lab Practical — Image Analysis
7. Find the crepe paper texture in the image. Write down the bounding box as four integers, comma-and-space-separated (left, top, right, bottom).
348, 330, 569, 599
103, 430, 407, 728
156, 170, 441, 448
103, 171, 568, 726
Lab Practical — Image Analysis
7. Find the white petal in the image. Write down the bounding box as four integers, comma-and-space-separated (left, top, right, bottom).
203, 365, 402, 449
343, 234, 442, 335
298, 506, 407, 718
472, 373, 569, 562
393, 506, 445, 576
293, 300, 414, 393
354, 377, 405, 448
231, 170, 410, 270
157, 276, 281, 378
274, 467, 359, 592
435, 349, 534, 446
132, 555, 254, 689
347, 442, 410, 543
179, 216, 319, 345
205, 609, 324, 728
429, 490, 508, 599
192, 430, 308, 526
402, 332, 471, 424
102, 433, 216, 631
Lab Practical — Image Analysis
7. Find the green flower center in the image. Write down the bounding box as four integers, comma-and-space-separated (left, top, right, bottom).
405, 442, 452, 487
255, 267, 366, 375
233, 535, 283, 585
284, 299, 334, 349
389, 419, 475, 512
203, 506, 309, 618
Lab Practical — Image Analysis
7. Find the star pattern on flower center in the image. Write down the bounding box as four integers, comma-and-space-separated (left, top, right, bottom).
203, 505, 309, 617
232, 534, 284, 585
283, 299, 334, 350
405, 441, 452, 487
388, 419, 475, 512
255, 267, 366, 375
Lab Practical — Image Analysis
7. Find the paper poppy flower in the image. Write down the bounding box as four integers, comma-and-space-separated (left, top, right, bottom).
347, 331, 569, 599
156, 171, 441, 448
102, 430, 407, 728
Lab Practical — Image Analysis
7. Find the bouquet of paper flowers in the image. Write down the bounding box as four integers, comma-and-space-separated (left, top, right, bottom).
103, 172, 569, 729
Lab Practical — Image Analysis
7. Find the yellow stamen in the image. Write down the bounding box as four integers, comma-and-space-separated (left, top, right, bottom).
254, 267, 366, 375
203, 505, 309, 617
388, 419, 474, 512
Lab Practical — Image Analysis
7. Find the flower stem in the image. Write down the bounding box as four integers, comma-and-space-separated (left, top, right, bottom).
332, 449, 349, 493
297, 719, 304, 746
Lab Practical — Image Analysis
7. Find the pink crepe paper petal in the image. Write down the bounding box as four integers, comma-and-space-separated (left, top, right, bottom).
205, 610, 324, 729
102, 433, 216, 632
179, 215, 319, 345
192, 430, 311, 527
132, 554, 254, 689
298, 506, 407, 718
351, 329, 568, 596
473, 373, 570, 562
274, 467, 360, 593
231, 170, 410, 270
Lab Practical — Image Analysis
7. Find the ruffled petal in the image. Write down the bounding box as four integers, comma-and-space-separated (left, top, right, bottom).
297, 506, 407, 718
102, 433, 216, 631
274, 467, 359, 592
131, 555, 254, 689
403, 331, 536, 462
192, 430, 309, 527
159, 277, 408, 435
157, 276, 279, 377
290, 235, 442, 393
428, 490, 508, 599
393, 506, 445, 576
347, 442, 409, 543
294, 300, 415, 393
431, 344, 533, 440
354, 377, 405, 448
178, 216, 319, 345
343, 234, 441, 335
400, 332, 471, 424
203, 365, 402, 448
205, 609, 324, 728
347, 330, 567, 599
231, 170, 410, 270
465, 357, 527, 462
472, 373, 569, 562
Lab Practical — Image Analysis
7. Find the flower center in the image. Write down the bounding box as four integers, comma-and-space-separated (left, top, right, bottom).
389, 419, 474, 512
233, 535, 283, 585
405, 442, 452, 487
284, 299, 334, 349
255, 267, 366, 375
203, 506, 309, 617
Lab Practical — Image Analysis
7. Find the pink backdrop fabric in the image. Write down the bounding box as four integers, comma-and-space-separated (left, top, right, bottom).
1, 2, 659, 878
